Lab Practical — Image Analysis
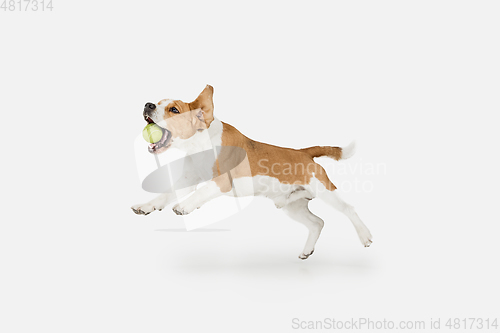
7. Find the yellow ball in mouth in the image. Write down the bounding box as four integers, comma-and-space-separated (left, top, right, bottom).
142, 123, 163, 143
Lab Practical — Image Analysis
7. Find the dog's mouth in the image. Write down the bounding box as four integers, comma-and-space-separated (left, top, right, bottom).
144, 116, 172, 154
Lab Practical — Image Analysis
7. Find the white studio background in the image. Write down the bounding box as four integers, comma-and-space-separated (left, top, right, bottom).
1, 1, 499, 332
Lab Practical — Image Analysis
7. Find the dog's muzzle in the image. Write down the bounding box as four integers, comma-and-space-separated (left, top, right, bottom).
143, 102, 156, 120
142, 102, 172, 154
144, 102, 155, 112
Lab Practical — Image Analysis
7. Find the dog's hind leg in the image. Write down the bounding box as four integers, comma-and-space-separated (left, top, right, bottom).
317, 189, 372, 247
307, 167, 373, 247
282, 198, 324, 260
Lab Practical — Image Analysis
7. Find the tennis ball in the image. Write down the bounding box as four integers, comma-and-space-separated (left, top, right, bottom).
142, 123, 163, 143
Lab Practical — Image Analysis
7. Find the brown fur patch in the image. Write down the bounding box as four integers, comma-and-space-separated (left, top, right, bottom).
300, 146, 343, 161
215, 122, 337, 192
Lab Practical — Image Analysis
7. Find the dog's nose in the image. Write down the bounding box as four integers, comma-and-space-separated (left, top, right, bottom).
144, 102, 156, 112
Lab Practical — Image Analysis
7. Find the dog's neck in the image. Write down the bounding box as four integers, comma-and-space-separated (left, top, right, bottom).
171, 117, 223, 155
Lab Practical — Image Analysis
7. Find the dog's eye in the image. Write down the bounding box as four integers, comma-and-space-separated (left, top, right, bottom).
170, 107, 180, 114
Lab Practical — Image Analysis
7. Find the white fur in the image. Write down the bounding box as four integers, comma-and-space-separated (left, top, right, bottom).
308, 177, 372, 247
222, 174, 372, 256
173, 180, 223, 215
207, 117, 223, 147
341, 141, 356, 160
283, 199, 324, 259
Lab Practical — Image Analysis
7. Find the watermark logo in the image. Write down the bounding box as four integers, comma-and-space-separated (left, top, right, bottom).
291, 317, 499, 330
133, 108, 386, 230
1, 0, 53, 11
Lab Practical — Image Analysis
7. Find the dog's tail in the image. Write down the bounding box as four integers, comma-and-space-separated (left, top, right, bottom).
300, 141, 356, 161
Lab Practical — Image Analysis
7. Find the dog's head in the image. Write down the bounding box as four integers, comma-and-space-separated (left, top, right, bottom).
143, 85, 215, 154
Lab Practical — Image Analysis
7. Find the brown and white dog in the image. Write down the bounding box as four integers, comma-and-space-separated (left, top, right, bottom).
132, 85, 372, 259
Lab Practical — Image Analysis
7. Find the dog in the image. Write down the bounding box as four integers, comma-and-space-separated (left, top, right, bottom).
132, 85, 372, 259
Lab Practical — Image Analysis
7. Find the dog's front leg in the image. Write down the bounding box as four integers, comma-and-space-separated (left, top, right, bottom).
132, 162, 202, 216
172, 180, 224, 215
131, 185, 197, 215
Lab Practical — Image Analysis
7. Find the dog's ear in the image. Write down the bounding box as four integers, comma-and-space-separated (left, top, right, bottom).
189, 85, 214, 127
191, 109, 208, 131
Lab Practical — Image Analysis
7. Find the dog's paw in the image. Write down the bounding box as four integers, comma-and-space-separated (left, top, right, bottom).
358, 229, 373, 247
172, 203, 195, 216
131, 203, 158, 215
298, 249, 314, 260
273, 198, 287, 209
172, 205, 187, 215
